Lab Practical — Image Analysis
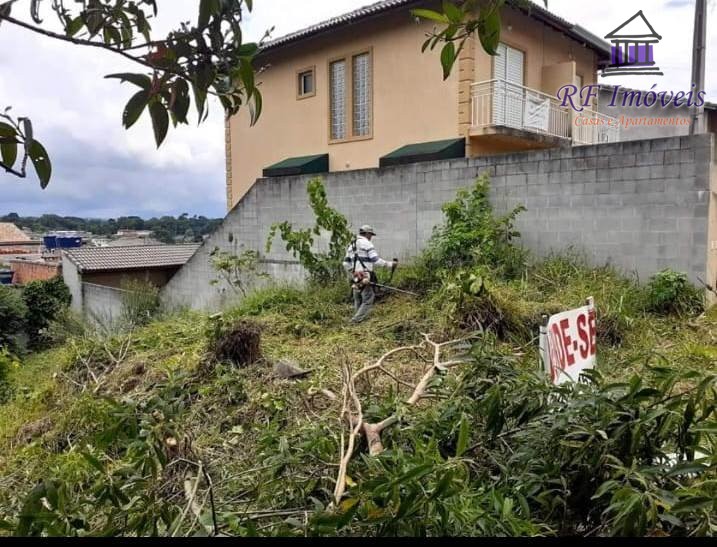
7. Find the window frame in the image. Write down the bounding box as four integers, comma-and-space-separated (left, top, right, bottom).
490, 40, 527, 85
327, 47, 374, 144
296, 65, 316, 100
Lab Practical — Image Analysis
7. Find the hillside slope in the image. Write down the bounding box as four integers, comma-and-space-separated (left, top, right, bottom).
1, 178, 716, 537
1, 255, 716, 537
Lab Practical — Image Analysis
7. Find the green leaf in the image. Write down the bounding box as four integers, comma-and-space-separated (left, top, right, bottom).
249, 90, 262, 126
122, 89, 150, 129
411, 8, 449, 23
28, 139, 51, 188
149, 101, 169, 147
665, 462, 709, 477
440, 42, 456, 80
671, 496, 714, 514
0, 121, 15, 138
106, 72, 152, 90
198, 0, 220, 27
455, 412, 470, 457
336, 498, 360, 529
1, 139, 17, 169
66, 15, 84, 37
478, 8, 501, 56
170, 79, 190, 125
442, 0, 463, 23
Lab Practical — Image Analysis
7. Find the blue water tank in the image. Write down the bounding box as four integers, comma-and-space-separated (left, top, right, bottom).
57, 236, 82, 249
43, 235, 58, 250
0, 270, 14, 285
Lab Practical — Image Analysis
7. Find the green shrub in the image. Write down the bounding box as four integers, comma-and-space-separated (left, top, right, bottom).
120, 279, 161, 327
423, 174, 527, 279
266, 178, 353, 284
209, 247, 267, 296
22, 277, 72, 347
645, 270, 703, 316
43, 308, 87, 346
0, 285, 28, 351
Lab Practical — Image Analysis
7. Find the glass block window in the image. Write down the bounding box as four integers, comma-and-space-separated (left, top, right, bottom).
352, 53, 371, 137
330, 60, 346, 140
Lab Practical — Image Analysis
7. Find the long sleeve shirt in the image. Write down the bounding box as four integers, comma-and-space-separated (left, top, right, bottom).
343, 235, 392, 273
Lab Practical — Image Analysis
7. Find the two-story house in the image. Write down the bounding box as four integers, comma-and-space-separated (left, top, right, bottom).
226, 0, 616, 209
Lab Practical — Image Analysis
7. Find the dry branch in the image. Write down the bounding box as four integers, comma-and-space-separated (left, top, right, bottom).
331, 332, 481, 505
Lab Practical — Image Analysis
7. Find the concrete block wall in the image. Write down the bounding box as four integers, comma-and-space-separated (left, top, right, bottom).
163, 134, 715, 311
82, 282, 125, 326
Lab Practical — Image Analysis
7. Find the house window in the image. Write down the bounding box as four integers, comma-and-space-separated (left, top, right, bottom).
492, 42, 525, 128
352, 52, 371, 137
297, 67, 315, 99
330, 60, 346, 140
329, 49, 372, 142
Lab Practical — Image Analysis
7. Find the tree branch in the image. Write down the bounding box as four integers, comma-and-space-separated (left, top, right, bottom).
0, 13, 197, 88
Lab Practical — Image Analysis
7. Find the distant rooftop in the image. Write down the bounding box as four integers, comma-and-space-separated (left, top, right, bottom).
63, 244, 200, 273
0, 223, 31, 244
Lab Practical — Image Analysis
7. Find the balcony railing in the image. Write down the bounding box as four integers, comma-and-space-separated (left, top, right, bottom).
572, 109, 621, 145
470, 79, 620, 146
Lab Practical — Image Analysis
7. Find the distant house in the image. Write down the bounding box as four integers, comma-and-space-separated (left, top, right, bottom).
62, 244, 199, 323
598, 84, 717, 141
226, 0, 616, 208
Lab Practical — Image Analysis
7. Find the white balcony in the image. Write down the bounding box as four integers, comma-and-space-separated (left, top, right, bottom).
470, 79, 619, 147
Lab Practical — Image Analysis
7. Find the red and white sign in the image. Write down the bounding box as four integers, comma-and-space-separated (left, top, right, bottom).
540, 298, 597, 385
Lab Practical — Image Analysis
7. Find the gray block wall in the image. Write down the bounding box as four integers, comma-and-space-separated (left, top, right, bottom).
82, 282, 125, 326
163, 134, 715, 311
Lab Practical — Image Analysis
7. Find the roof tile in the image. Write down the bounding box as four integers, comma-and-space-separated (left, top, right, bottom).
64, 244, 199, 273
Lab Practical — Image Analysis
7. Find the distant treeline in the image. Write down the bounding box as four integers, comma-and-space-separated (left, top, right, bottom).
1, 213, 222, 244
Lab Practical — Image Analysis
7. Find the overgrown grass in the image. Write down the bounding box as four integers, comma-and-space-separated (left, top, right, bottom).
0, 177, 714, 537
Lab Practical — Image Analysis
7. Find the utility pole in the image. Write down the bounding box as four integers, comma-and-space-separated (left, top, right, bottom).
689, 0, 707, 135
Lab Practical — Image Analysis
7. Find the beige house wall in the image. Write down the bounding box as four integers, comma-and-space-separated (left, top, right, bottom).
474, 8, 597, 91
229, 10, 459, 208
228, 5, 600, 209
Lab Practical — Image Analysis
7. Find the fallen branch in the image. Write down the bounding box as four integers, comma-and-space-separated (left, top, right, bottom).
331, 332, 481, 505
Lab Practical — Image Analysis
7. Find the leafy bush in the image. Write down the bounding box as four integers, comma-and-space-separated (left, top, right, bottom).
645, 270, 703, 316
0, 285, 27, 351
209, 247, 267, 296
43, 308, 87, 346
423, 174, 527, 278
120, 279, 161, 327
22, 277, 72, 347
266, 178, 353, 284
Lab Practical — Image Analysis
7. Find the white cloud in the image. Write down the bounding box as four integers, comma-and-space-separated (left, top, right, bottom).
0, 0, 714, 218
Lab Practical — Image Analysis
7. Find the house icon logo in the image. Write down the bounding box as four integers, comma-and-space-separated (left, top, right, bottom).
603, 10, 663, 77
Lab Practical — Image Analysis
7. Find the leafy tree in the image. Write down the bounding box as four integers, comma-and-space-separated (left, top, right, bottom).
22, 276, 72, 347
0, 0, 269, 187
0, 285, 27, 351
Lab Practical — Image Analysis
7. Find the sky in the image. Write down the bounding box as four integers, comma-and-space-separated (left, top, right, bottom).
0, 0, 715, 219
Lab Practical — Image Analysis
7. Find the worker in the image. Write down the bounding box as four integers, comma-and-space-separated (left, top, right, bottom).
343, 225, 397, 324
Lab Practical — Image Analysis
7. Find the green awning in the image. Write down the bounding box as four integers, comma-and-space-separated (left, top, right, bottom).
263, 154, 329, 177
379, 138, 466, 168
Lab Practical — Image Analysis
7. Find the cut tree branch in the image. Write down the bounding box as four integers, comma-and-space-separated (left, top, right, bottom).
331, 332, 481, 505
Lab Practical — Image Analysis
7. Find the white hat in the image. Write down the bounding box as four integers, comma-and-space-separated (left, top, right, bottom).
359, 224, 376, 236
